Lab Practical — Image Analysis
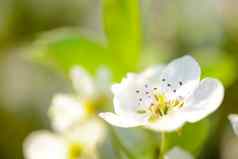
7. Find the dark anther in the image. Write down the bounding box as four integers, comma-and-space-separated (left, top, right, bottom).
167, 83, 171, 87
162, 78, 166, 82
145, 91, 149, 94
145, 84, 148, 88
153, 88, 158, 90
179, 81, 183, 86
139, 98, 142, 101
173, 90, 176, 93
136, 90, 140, 93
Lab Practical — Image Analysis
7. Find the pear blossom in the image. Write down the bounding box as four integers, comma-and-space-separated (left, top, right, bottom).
24, 66, 108, 159
100, 55, 224, 132
228, 114, 238, 135
49, 66, 111, 133
48, 94, 86, 132
23, 131, 68, 159
23, 119, 104, 159
165, 147, 193, 159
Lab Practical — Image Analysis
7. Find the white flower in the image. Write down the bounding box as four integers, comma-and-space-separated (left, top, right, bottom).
165, 147, 193, 159
23, 131, 69, 159
24, 66, 108, 159
48, 66, 111, 133
228, 114, 238, 135
99, 55, 224, 132
23, 119, 105, 159
64, 118, 106, 148
48, 94, 86, 132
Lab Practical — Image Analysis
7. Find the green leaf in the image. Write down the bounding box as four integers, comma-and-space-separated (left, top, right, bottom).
192, 50, 237, 87
102, 0, 142, 70
30, 30, 126, 80
166, 119, 210, 156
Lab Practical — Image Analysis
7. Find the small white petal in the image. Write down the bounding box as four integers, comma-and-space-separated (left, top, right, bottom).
181, 78, 224, 123
165, 147, 193, 159
159, 55, 201, 99
111, 73, 144, 115
228, 114, 238, 136
70, 66, 96, 99
99, 112, 146, 128
23, 131, 68, 159
96, 66, 112, 93
146, 110, 186, 132
140, 65, 164, 83
48, 94, 85, 132
64, 118, 105, 148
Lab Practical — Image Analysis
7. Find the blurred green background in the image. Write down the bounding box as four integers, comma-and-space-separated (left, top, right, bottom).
0, 0, 238, 158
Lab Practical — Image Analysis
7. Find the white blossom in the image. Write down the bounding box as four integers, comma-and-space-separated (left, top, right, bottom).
48, 94, 86, 132
23, 119, 105, 159
228, 114, 238, 135
48, 66, 111, 133
100, 55, 224, 132
24, 66, 108, 159
23, 131, 69, 159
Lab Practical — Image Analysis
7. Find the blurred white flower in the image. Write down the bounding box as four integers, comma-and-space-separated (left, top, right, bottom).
228, 114, 238, 135
23, 131, 69, 159
48, 66, 111, 133
24, 119, 105, 159
49, 94, 86, 132
64, 118, 106, 149
24, 66, 109, 159
100, 55, 224, 132
165, 147, 193, 159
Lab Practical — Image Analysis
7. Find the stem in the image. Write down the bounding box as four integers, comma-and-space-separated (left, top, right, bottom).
159, 132, 166, 159
110, 134, 121, 159
109, 126, 136, 159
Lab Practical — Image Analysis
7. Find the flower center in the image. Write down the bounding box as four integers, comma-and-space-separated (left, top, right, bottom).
136, 84, 184, 122
82, 99, 95, 115
148, 92, 184, 122
68, 143, 82, 159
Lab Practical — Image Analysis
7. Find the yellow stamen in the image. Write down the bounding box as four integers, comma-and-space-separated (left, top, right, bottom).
82, 100, 95, 115
68, 143, 82, 159
148, 92, 184, 123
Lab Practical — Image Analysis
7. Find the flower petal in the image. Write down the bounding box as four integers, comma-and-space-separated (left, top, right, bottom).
159, 55, 201, 99
140, 65, 165, 84
112, 66, 164, 115
228, 114, 238, 136
165, 147, 193, 159
23, 131, 68, 159
146, 109, 186, 132
99, 112, 146, 128
96, 66, 112, 92
181, 78, 224, 123
64, 118, 105, 148
111, 73, 145, 115
70, 66, 96, 99
48, 94, 85, 132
